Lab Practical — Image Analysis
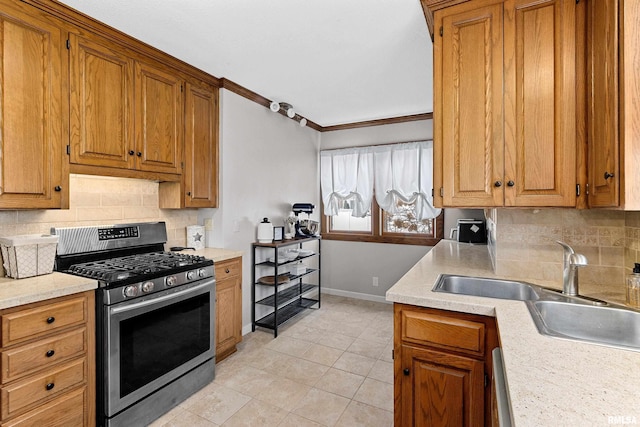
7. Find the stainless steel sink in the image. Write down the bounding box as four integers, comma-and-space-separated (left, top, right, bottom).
526, 300, 640, 352
432, 274, 542, 301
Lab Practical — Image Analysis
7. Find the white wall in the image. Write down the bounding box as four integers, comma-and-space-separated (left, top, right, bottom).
199, 89, 321, 333
320, 120, 433, 300
320, 119, 484, 300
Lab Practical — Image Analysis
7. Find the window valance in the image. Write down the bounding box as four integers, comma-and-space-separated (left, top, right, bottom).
320, 141, 441, 221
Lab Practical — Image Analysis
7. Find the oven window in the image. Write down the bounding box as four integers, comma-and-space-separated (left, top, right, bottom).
119, 293, 210, 398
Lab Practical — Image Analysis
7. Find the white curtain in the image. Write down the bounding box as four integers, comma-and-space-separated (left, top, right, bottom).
320, 148, 373, 217
373, 141, 441, 220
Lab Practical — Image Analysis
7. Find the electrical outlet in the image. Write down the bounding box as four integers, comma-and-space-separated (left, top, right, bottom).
372, 276, 379, 287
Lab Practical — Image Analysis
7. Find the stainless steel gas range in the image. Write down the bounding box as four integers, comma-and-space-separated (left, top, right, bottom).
52, 222, 216, 427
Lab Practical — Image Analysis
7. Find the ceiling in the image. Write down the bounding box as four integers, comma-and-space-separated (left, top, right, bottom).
56, 0, 434, 127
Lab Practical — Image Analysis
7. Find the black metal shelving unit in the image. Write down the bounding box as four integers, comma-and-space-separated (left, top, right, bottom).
251, 236, 321, 337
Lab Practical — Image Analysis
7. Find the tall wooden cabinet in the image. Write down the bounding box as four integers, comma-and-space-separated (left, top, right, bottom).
394, 304, 498, 427
0, 1, 68, 209
433, 0, 577, 208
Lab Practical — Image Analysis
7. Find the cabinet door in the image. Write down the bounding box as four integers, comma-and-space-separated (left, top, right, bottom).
134, 61, 183, 174
503, 0, 577, 206
69, 33, 134, 169
587, 0, 619, 207
0, 4, 67, 209
184, 82, 219, 208
215, 275, 242, 362
400, 345, 485, 427
438, 3, 505, 207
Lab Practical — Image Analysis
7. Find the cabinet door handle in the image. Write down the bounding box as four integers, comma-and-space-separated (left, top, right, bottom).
129, 150, 135, 155
46, 350, 55, 358
403, 368, 410, 376
225, 268, 230, 274
507, 180, 515, 187
46, 316, 55, 324
187, 191, 191, 196
45, 383, 55, 391
54, 186, 62, 192
137, 152, 142, 157
494, 181, 502, 188
604, 171, 615, 179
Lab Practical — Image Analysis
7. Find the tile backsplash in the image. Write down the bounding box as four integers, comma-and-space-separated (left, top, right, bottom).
0, 174, 197, 250
486, 208, 639, 302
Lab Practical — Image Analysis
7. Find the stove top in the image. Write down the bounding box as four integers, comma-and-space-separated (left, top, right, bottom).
65, 251, 213, 286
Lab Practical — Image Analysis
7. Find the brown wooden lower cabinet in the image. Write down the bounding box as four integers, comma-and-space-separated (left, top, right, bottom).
394, 303, 498, 427
215, 257, 243, 362
0, 291, 95, 426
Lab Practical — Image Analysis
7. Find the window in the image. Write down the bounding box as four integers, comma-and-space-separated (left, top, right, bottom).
320, 141, 443, 246
322, 198, 443, 245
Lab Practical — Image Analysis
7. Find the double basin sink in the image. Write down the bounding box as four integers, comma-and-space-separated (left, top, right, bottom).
433, 274, 640, 352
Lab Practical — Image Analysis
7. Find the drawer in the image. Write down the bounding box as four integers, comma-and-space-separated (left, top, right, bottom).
215, 258, 241, 280
1, 357, 86, 419
0, 386, 85, 427
401, 309, 485, 355
1, 296, 87, 347
1, 327, 87, 383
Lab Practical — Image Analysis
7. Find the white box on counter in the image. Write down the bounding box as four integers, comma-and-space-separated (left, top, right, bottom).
0, 234, 59, 279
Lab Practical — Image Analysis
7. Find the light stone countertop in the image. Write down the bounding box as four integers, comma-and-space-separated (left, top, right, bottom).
386, 240, 640, 426
0, 273, 97, 310
180, 247, 244, 262
0, 248, 242, 311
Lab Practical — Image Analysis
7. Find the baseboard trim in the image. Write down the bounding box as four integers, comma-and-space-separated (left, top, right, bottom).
241, 288, 391, 336
320, 287, 391, 304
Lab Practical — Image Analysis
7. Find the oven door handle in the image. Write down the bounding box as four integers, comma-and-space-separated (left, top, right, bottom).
109, 280, 214, 315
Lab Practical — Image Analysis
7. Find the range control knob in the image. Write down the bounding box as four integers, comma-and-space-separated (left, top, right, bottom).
123, 286, 138, 298
166, 275, 177, 287
141, 281, 154, 293
186, 270, 196, 280
198, 268, 207, 278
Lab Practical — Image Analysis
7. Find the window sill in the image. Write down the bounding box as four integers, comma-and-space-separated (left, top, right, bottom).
320, 232, 442, 246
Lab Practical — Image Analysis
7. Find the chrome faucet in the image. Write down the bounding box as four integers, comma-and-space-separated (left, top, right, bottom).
556, 241, 588, 296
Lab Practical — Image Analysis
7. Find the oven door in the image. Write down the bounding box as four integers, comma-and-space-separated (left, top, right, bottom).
104, 278, 215, 417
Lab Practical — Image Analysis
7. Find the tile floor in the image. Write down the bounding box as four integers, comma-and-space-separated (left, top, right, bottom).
150, 294, 394, 427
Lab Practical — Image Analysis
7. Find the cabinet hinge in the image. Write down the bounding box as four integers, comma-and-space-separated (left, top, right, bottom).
181, 161, 184, 169
66, 145, 70, 155
440, 187, 444, 197
485, 373, 489, 388
66, 39, 70, 49
586, 183, 590, 195
181, 84, 184, 93
439, 26, 443, 37
576, 184, 580, 197
391, 349, 394, 360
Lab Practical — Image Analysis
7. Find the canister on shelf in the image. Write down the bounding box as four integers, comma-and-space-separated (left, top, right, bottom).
257, 218, 273, 243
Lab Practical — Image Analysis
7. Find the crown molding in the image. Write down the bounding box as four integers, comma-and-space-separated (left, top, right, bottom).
220, 78, 433, 132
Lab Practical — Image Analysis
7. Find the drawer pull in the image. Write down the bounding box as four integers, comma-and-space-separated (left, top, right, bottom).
46, 350, 55, 358
46, 317, 55, 324
45, 383, 55, 391
225, 268, 230, 274
403, 368, 410, 376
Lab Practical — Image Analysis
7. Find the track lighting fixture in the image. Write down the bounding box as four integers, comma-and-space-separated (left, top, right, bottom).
269, 101, 307, 127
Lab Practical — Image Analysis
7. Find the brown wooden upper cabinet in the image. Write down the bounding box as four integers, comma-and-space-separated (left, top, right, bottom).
69, 32, 183, 177
587, 0, 640, 210
159, 81, 219, 208
432, 0, 577, 208
0, 1, 69, 209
